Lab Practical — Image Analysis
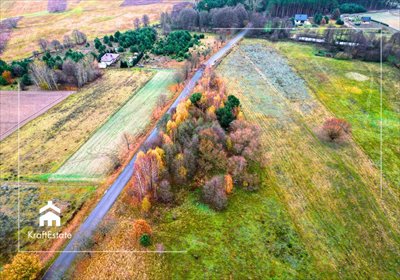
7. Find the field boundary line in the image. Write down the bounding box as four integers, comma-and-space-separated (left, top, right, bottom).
48, 69, 156, 179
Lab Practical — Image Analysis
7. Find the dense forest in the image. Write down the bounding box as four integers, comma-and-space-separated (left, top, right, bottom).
197, 0, 396, 16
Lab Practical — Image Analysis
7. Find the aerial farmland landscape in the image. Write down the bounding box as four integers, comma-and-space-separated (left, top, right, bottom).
0, 0, 399, 279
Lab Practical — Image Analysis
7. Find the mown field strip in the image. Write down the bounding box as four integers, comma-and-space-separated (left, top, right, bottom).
217, 40, 400, 279
51, 70, 175, 182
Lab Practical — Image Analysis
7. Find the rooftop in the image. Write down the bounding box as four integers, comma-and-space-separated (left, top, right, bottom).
101, 53, 120, 63
295, 14, 308, 21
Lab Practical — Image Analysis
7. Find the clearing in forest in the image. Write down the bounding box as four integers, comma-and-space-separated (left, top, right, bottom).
216, 39, 400, 279
0, 69, 152, 180
51, 70, 176, 182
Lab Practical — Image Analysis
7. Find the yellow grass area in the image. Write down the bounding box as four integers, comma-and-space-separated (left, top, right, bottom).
0, 0, 185, 61
0, 69, 153, 180
70, 203, 158, 279
217, 39, 400, 278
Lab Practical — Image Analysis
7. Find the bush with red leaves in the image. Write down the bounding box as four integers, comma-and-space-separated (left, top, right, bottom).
321, 118, 351, 142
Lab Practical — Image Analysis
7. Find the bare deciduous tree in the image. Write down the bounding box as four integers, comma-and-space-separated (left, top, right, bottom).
133, 17, 141, 29
29, 61, 58, 90
63, 35, 73, 48
50, 39, 62, 51
38, 38, 48, 52
178, 8, 198, 30
72, 29, 87, 45
142, 14, 150, 27
122, 132, 135, 151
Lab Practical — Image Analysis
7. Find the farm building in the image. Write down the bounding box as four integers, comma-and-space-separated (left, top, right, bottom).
100, 53, 120, 68
294, 14, 309, 26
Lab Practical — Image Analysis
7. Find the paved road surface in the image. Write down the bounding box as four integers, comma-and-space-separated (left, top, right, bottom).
43, 28, 248, 279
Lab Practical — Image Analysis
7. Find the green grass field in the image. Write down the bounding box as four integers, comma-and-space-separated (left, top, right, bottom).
0, 69, 152, 181
51, 70, 176, 182
213, 39, 400, 278
272, 41, 400, 188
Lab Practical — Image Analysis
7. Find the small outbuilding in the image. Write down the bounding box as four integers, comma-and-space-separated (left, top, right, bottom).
294, 14, 309, 26
100, 53, 120, 67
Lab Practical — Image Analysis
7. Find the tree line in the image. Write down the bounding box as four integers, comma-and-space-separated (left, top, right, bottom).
160, 3, 249, 32
195, 0, 395, 17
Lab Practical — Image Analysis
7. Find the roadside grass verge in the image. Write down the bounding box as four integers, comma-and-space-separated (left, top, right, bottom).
0, 69, 153, 180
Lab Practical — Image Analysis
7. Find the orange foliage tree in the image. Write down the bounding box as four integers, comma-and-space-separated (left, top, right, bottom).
224, 174, 233, 194
133, 219, 152, 240
2, 70, 13, 84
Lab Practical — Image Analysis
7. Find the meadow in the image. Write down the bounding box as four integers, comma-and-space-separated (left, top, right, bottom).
271, 41, 400, 188
0, 69, 152, 181
215, 40, 400, 278
0, 0, 181, 61
52, 70, 176, 182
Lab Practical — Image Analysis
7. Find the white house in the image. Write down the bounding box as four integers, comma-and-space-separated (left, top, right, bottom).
39, 201, 61, 227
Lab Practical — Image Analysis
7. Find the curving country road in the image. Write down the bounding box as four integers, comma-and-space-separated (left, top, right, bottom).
43, 28, 248, 280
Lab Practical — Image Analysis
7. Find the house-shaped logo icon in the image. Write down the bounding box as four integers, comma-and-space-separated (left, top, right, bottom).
39, 201, 61, 227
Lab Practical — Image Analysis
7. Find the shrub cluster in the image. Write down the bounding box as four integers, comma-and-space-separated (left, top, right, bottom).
339, 3, 367, 14
153, 30, 201, 60
129, 70, 263, 211
321, 118, 351, 143
0, 58, 32, 86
